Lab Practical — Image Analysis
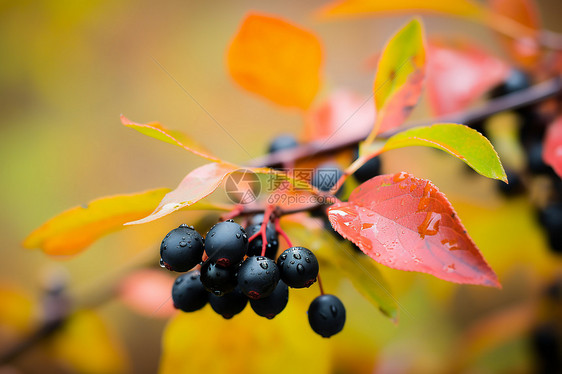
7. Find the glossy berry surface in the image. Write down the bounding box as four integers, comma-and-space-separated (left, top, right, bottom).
200, 261, 237, 296
311, 164, 343, 195
354, 155, 381, 184
160, 224, 204, 272
209, 287, 248, 319
250, 280, 289, 319
246, 222, 279, 258
237, 256, 280, 300
171, 270, 208, 312
204, 220, 248, 268
268, 134, 298, 154
277, 247, 318, 288
308, 294, 346, 338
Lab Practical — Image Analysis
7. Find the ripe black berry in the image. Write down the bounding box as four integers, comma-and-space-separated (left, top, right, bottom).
204, 220, 248, 268
497, 169, 524, 197
237, 256, 280, 300
171, 270, 208, 312
527, 141, 551, 175
250, 280, 289, 319
268, 134, 298, 154
277, 247, 319, 288
489, 68, 531, 98
209, 287, 248, 319
200, 261, 237, 296
250, 213, 265, 225
246, 222, 279, 258
311, 163, 343, 195
308, 294, 346, 338
160, 224, 204, 272
354, 155, 381, 184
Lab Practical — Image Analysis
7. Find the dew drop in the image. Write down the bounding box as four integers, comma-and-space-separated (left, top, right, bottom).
175, 278, 183, 284
293, 253, 302, 260
236, 233, 241, 239
260, 262, 269, 270
280, 254, 287, 260
182, 236, 186, 240
296, 264, 305, 274
179, 224, 188, 228
213, 290, 223, 296
305, 258, 311, 263
179, 241, 187, 247
330, 305, 338, 316
159, 259, 166, 268
290, 261, 295, 265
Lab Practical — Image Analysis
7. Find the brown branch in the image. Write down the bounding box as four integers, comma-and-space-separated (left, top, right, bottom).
246, 76, 562, 168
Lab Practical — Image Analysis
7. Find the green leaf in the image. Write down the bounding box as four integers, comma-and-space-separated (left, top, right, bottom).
382, 123, 508, 182
363, 18, 426, 146
282, 216, 399, 321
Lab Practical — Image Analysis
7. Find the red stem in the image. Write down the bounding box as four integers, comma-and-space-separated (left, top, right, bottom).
259, 205, 275, 257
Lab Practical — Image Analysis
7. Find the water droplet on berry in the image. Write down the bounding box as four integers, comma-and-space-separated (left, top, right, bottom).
290, 261, 295, 265
330, 305, 338, 316
267, 243, 271, 248
189, 225, 194, 229
305, 258, 310, 263
236, 233, 241, 239
179, 241, 187, 247
280, 254, 287, 260
293, 253, 301, 260
179, 224, 188, 228
296, 264, 305, 274
182, 236, 186, 240
213, 290, 223, 296
159, 259, 166, 268
226, 219, 234, 222
175, 278, 183, 284
260, 262, 269, 270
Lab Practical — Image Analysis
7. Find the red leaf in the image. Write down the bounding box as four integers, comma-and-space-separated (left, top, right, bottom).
543, 115, 562, 178
327, 172, 500, 287
303, 90, 374, 145
489, 0, 542, 69
119, 269, 176, 318
426, 40, 510, 116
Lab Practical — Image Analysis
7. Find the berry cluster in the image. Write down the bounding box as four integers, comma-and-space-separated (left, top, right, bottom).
159, 218, 346, 337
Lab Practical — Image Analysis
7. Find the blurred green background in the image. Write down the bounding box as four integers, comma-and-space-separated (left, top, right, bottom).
1, 1, 562, 373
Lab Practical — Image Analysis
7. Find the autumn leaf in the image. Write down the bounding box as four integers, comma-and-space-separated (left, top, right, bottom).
0, 285, 35, 334
227, 12, 323, 110
316, 0, 486, 20
159, 303, 332, 374
49, 310, 129, 374
119, 269, 176, 318
23, 188, 171, 256
488, 0, 542, 69
382, 123, 508, 182
327, 172, 500, 287
126, 163, 239, 225
426, 40, 509, 116
363, 18, 426, 147
121, 115, 220, 162
303, 90, 374, 146
543, 115, 562, 178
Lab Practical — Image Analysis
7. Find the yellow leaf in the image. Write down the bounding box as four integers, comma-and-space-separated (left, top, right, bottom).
0, 285, 35, 334
23, 188, 170, 256
121, 116, 220, 162
317, 0, 485, 20
50, 310, 129, 374
159, 302, 332, 374
364, 18, 426, 145
227, 12, 323, 110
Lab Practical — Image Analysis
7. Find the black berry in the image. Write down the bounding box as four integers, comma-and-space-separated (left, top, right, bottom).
171, 270, 208, 312
311, 163, 343, 195
527, 141, 551, 175
250, 214, 265, 225
268, 134, 298, 154
308, 294, 346, 338
277, 247, 319, 288
246, 222, 279, 258
539, 203, 562, 253
204, 220, 248, 268
237, 256, 280, 300
489, 68, 531, 98
250, 280, 289, 319
497, 169, 524, 197
160, 224, 204, 272
200, 260, 237, 296
209, 287, 248, 319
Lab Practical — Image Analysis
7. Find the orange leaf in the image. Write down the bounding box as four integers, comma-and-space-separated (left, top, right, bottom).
23, 188, 170, 256
303, 90, 374, 146
543, 115, 562, 178
364, 18, 426, 146
121, 115, 220, 162
317, 0, 485, 21
227, 12, 323, 110
488, 0, 542, 69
